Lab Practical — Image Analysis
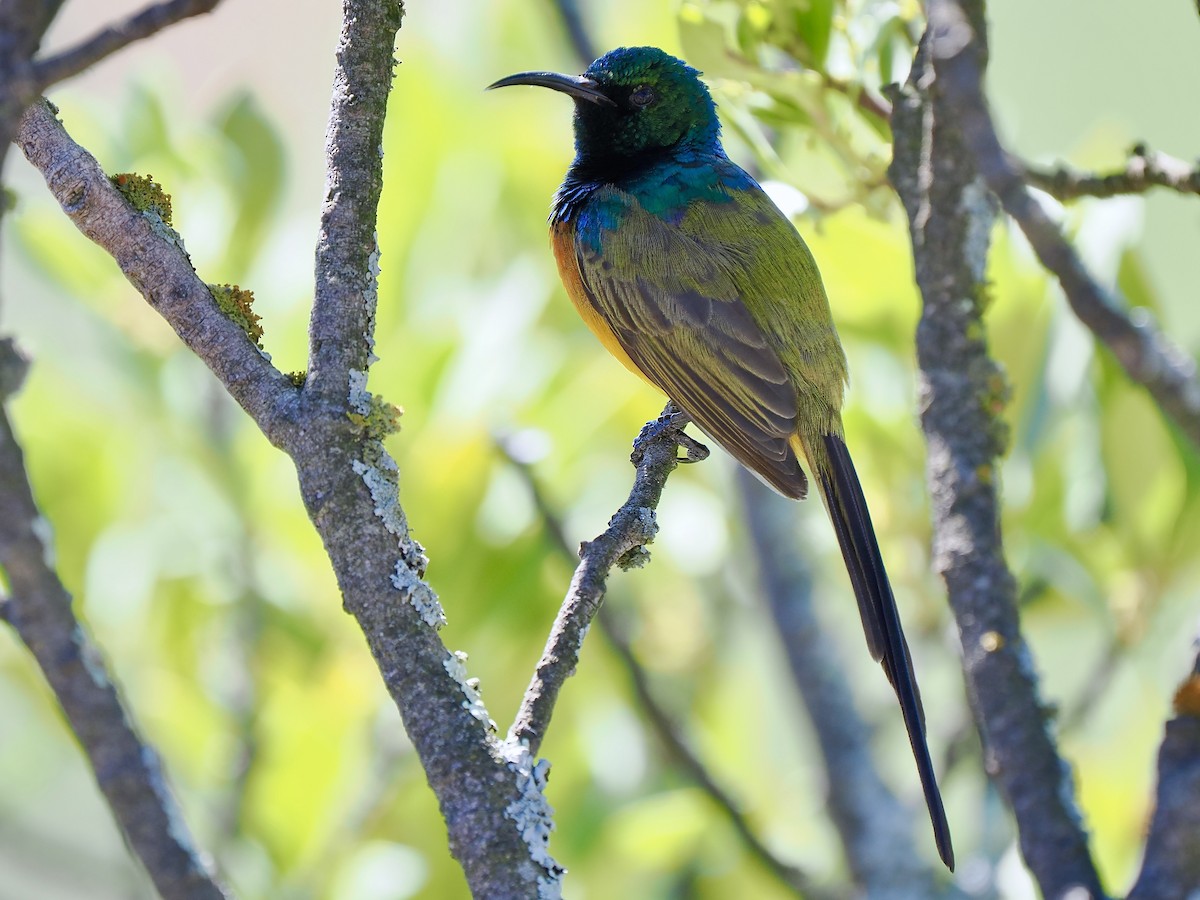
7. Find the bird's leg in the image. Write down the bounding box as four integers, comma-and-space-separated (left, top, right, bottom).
631, 401, 710, 465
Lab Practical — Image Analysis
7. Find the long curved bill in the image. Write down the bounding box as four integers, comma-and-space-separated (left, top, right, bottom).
486, 71, 616, 107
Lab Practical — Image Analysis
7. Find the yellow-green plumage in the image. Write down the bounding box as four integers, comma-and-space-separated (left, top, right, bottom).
491, 45, 954, 871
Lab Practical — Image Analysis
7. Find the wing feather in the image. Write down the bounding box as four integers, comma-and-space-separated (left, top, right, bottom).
571, 186, 809, 497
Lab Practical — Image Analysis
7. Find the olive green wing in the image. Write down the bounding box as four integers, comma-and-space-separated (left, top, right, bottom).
571, 188, 808, 498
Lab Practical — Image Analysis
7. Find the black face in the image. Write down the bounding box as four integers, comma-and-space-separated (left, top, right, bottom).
488, 46, 721, 165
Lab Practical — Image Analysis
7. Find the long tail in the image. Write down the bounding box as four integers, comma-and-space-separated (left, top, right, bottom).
799, 431, 954, 871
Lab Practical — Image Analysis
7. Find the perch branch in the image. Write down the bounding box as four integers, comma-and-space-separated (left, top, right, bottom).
499, 437, 827, 899
509, 402, 688, 753
17, 4, 572, 894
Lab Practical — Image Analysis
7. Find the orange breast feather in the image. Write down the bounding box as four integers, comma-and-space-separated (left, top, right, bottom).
550, 220, 656, 388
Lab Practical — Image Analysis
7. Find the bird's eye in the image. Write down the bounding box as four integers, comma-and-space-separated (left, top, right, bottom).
629, 86, 656, 109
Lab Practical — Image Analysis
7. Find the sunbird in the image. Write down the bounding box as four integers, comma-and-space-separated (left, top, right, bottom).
489, 46, 953, 871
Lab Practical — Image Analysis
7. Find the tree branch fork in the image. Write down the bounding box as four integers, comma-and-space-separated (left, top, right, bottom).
10, 76, 695, 897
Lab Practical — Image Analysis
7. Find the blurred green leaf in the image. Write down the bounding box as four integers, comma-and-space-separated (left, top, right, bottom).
215, 94, 286, 278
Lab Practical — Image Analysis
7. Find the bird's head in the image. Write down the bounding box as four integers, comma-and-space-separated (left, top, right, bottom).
488, 47, 720, 167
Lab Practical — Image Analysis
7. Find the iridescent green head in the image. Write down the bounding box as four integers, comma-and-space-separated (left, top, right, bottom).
488, 47, 720, 168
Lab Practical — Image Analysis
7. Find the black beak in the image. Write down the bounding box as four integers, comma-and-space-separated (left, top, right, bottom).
486, 71, 616, 107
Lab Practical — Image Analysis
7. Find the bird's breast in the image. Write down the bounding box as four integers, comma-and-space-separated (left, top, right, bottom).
549, 218, 653, 385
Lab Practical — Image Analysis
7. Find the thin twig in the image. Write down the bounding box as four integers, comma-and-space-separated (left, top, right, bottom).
508, 402, 687, 754
1059, 636, 1124, 735
891, 4, 1108, 895
497, 436, 827, 899
1025, 146, 1200, 200
547, 0, 597, 67
927, 3, 1200, 453
820, 72, 893, 122
601, 604, 838, 900
31, 0, 221, 92
0, 348, 229, 900
736, 471, 945, 895
0, 0, 67, 317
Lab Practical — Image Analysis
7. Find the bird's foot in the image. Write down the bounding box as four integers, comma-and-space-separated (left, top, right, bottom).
631, 403, 710, 465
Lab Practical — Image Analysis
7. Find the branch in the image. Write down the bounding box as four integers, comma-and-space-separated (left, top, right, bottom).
927, 3, 1200, 452
498, 436, 827, 899
282, 3, 569, 895
15, 100, 298, 447
18, 4, 569, 893
0, 0, 66, 290
306, 0, 395, 402
736, 471, 943, 895
30, 0, 221, 91
820, 72, 893, 123
890, 4, 1107, 895
1128, 653, 1200, 899
0, 342, 228, 900
1025, 146, 1200, 200
508, 403, 687, 753
601, 603, 840, 900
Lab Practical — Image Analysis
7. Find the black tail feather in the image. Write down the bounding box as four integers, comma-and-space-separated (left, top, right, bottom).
819, 433, 955, 871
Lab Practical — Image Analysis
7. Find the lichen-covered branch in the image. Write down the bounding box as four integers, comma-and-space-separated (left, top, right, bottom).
1128, 655, 1200, 899
927, 4, 1200, 452
500, 437, 826, 899
306, 0, 395, 402
889, 3, 1106, 896
281, 3, 565, 896
736, 471, 941, 897
15, 100, 298, 446
508, 403, 685, 753
0, 342, 229, 900
30, 0, 221, 92
1025, 146, 1200, 200
15, 2, 570, 894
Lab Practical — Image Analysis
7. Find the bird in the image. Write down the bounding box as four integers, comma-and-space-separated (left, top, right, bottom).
489, 46, 953, 871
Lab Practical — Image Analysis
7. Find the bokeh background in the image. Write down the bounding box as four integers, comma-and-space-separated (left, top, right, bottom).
3, 1, 1200, 897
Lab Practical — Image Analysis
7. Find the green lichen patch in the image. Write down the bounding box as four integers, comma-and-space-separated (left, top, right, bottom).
208, 283, 263, 348
286, 370, 307, 388
110, 172, 173, 225
347, 393, 403, 442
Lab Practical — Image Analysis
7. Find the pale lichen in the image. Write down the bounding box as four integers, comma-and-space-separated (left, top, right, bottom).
393, 560, 446, 629
442, 650, 494, 728
958, 175, 997, 280
348, 370, 440, 628
501, 739, 564, 899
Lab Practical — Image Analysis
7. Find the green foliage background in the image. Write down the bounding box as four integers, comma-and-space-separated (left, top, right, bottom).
2, 0, 1200, 897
